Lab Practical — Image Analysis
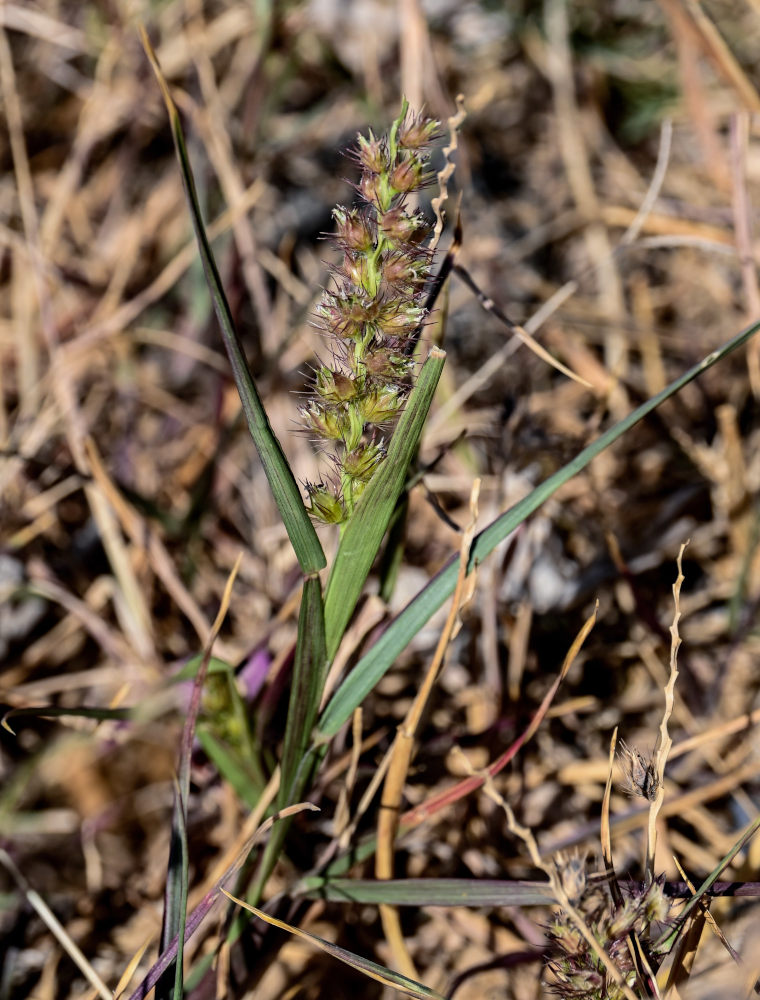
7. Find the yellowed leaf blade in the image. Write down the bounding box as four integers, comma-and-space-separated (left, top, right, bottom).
220, 889, 446, 1000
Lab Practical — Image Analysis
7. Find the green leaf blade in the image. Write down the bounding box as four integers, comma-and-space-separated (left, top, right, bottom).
323, 348, 446, 660
142, 35, 325, 575
278, 575, 328, 807
318, 318, 760, 738
300, 876, 554, 907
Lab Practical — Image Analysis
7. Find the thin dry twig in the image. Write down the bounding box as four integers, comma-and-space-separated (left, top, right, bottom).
544, 0, 625, 393
671, 0, 760, 112
646, 542, 688, 880
672, 855, 740, 965
430, 94, 466, 252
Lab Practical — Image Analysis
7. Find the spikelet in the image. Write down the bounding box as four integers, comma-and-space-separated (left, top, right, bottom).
301, 101, 441, 524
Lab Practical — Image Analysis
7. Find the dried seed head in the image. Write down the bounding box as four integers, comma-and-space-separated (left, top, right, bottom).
554, 850, 588, 905
546, 857, 673, 999
618, 740, 659, 802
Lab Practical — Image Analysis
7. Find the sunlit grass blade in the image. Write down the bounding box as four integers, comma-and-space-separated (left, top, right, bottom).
318, 317, 760, 738
323, 348, 446, 660
221, 889, 448, 1000
2, 656, 236, 734
300, 876, 554, 907
140, 28, 325, 575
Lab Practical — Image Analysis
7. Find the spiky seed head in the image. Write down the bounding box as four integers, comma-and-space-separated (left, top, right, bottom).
302, 103, 440, 523
379, 206, 429, 243
300, 402, 348, 440
305, 482, 346, 524
362, 345, 412, 380
380, 252, 428, 291
357, 385, 404, 424
355, 131, 388, 174
376, 300, 426, 336
343, 444, 385, 482
389, 156, 423, 193
398, 112, 440, 150
333, 207, 375, 253
314, 367, 357, 403
358, 171, 386, 208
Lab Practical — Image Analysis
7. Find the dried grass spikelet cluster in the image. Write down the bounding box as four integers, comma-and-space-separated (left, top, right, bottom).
301, 101, 441, 524
617, 741, 659, 802
548, 854, 669, 999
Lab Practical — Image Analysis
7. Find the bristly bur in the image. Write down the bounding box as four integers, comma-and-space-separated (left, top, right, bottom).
617, 740, 659, 802
301, 100, 441, 525
547, 852, 670, 999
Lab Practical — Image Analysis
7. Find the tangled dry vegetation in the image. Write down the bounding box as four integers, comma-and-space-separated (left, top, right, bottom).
3, 1, 760, 998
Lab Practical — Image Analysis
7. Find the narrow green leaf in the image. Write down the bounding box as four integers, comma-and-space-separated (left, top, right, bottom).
158, 556, 241, 1000
2, 705, 132, 734
243, 743, 323, 914
278, 575, 327, 806
239, 583, 327, 915
300, 877, 554, 907
222, 889, 447, 1000
323, 349, 446, 660
378, 495, 410, 603
158, 759, 191, 1000
141, 29, 325, 575
318, 317, 760, 737
655, 811, 760, 953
